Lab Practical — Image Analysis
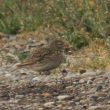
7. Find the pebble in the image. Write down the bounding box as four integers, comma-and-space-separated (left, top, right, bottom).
15, 95, 24, 99
80, 99, 88, 104
79, 79, 85, 83
96, 85, 103, 91
81, 70, 97, 76
88, 77, 96, 81
87, 80, 93, 84
56, 104, 63, 108
88, 105, 106, 110
5, 73, 11, 77
57, 95, 71, 100
67, 106, 73, 110
38, 108, 44, 110
32, 77, 41, 82
75, 102, 80, 105
19, 69, 27, 74
9, 99, 19, 103
44, 102, 55, 107
90, 95, 98, 102
66, 85, 74, 90
95, 92, 107, 97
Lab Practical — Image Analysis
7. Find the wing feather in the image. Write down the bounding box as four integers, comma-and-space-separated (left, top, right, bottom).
17, 46, 52, 67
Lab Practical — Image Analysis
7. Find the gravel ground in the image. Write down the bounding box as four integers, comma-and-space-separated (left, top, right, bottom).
0, 66, 110, 110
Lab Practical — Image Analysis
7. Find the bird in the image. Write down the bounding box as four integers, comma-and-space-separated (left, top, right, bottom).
16, 37, 70, 75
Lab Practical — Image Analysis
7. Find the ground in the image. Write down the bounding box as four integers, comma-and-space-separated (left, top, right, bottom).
0, 67, 110, 110
0, 35, 110, 110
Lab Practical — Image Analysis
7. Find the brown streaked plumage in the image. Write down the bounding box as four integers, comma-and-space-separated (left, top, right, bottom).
17, 37, 69, 74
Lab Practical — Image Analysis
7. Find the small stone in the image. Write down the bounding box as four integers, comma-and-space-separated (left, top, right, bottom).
90, 95, 98, 102
83, 105, 87, 109
15, 95, 24, 99
9, 99, 19, 103
56, 104, 63, 108
87, 80, 93, 84
32, 77, 41, 82
75, 96, 80, 102
41, 92, 52, 97
19, 69, 26, 73
81, 70, 96, 76
79, 79, 85, 83
44, 102, 55, 107
96, 92, 107, 97
66, 85, 74, 91
57, 95, 70, 100
38, 108, 44, 110
75, 102, 80, 105
80, 99, 88, 104
79, 69, 86, 74
67, 106, 73, 110
88, 105, 106, 110
96, 85, 103, 91
88, 77, 96, 81
5, 73, 11, 77
96, 70, 105, 75
21, 72, 27, 75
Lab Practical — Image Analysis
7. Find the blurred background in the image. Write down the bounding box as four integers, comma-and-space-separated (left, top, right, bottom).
0, 0, 110, 71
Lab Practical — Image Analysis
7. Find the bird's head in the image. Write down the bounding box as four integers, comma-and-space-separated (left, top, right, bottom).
44, 36, 71, 52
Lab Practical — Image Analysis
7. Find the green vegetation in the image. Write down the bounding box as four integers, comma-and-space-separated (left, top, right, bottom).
0, 0, 109, 49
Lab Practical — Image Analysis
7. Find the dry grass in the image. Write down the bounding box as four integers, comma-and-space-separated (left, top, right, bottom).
66, 38, 110, 72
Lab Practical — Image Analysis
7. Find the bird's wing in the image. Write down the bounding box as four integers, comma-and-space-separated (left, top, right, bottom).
17, 47, 52, 67
30, 47, 52, 61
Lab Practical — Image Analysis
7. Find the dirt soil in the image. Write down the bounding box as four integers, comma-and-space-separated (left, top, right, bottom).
0, 67, 110, 110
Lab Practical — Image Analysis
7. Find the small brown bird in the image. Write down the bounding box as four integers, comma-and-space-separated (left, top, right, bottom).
17, 37, 69, 74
